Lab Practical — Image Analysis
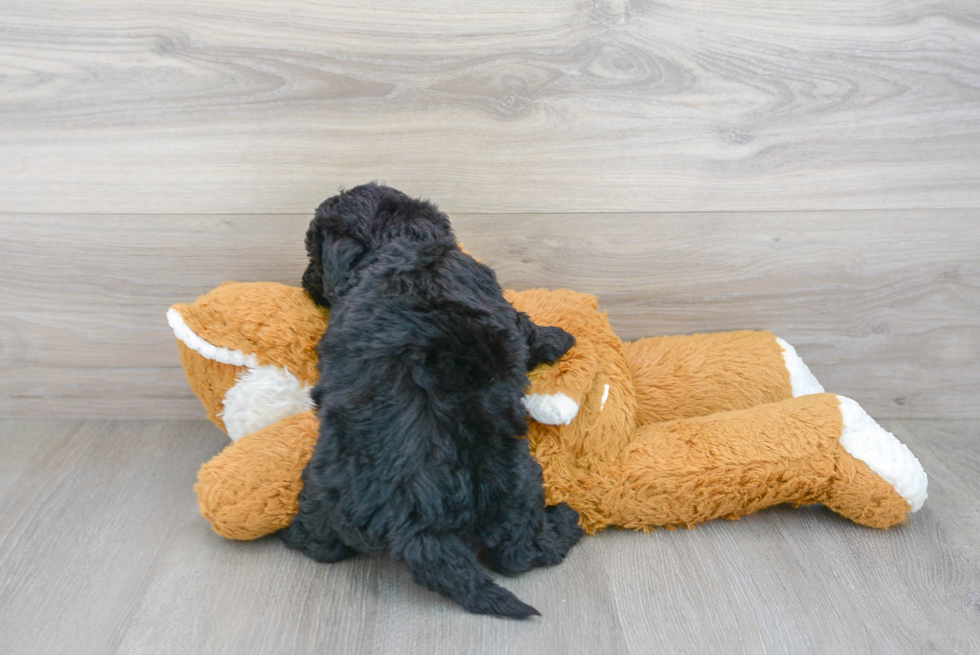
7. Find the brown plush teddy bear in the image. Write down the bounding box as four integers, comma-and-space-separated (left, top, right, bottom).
168, 281, 927, 540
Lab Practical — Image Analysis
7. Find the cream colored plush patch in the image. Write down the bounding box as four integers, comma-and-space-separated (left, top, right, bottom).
837, 395, 928, 511
221, 365, 314, 442
776, 337, 825, 396
524, 392, 580, 426
169, 306, 313, 441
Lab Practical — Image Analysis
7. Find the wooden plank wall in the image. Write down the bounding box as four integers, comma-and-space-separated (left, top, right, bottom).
1, 1, 978, 419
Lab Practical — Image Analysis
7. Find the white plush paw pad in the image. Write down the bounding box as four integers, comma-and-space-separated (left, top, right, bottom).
776, 337, 825, 396
221, 365, 314, 441
523, 392, 580, 426
837, 395, 928, 512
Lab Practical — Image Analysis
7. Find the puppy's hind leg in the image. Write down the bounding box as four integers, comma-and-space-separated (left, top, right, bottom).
481, 447, 583, 576
392, 532, 539, 619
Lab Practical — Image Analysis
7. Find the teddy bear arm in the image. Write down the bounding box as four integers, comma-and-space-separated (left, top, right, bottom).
507, 289, 630, 427
196, 410, 319, 540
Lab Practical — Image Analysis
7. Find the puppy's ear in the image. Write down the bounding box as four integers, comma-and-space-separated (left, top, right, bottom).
302, 219, 329, 306
317, 234, 365, 305
303, 214, 366, 308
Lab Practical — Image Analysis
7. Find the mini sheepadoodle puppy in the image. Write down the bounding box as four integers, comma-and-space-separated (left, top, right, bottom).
280, 183, 583, 618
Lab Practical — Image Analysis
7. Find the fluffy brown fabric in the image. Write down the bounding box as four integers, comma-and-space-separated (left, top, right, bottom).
174, 282, 327, 385
176, 342, 241, 433
624, 330, 793, 427
197, 411, 319, 540
174, 283, 914, 540
585, 393, 908, 531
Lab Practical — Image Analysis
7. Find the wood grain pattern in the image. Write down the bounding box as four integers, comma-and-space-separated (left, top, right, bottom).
1, 1, 979, 214
0, 419, 227, 655
1, 211, 977, 419
463, 212, 980, 419
888, 419, 980, 570
2, 1, 976, 650
0, 419, 977, 654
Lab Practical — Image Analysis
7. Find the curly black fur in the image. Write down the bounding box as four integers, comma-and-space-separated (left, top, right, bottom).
281, 183, 583, 619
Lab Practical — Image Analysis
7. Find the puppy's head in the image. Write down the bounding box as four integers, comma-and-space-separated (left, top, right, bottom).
303, 182, 454, 307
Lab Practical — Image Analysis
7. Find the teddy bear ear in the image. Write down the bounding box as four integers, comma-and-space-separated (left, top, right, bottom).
170, 282, 327, 385
168, 282, 329, 441
168, 302, 259, 369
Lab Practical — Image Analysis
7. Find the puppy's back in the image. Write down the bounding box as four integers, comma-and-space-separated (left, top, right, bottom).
359, 241, 531, 433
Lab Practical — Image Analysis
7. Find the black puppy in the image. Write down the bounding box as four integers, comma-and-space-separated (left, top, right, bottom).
280, 183, 583, 618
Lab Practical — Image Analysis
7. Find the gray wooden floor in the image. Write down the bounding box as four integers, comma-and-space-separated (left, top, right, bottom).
0, 419, 977, 655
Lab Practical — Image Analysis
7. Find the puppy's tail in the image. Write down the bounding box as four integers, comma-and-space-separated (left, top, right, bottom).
394, 532, 539, 619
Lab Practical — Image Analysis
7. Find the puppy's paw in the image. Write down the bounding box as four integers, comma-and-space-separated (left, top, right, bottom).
278, 520, 310, 550
535, 326, 576, 364
482, 543, 535, 577
534, 503, 584, 566
279, 519, 355, 563
303, 540, 356, 563
546, 503, 584, 548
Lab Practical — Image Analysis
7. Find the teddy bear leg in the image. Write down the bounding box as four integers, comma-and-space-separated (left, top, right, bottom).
575, 393, 925, 532
624, 330, 824, 426
820, 396, 927, 528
